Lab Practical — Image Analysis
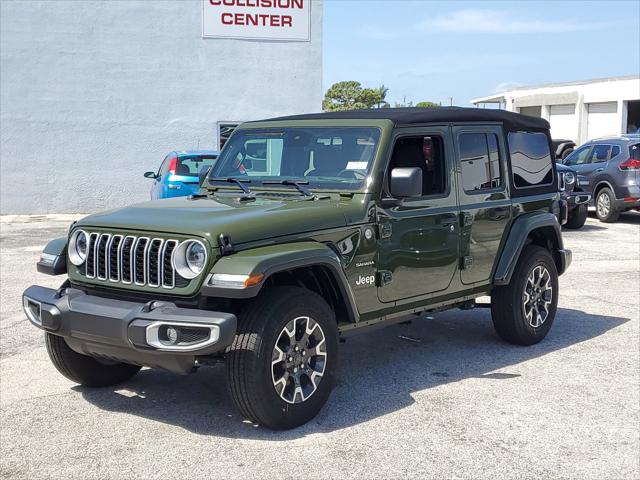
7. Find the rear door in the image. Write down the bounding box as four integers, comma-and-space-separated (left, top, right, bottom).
453, 125, 512, 285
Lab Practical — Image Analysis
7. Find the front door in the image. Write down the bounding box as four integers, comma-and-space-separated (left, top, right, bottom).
453, 125, 512, 285
376, 127, 460, 303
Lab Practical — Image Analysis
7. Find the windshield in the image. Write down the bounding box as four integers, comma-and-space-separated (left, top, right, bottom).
209, 127, 381, 191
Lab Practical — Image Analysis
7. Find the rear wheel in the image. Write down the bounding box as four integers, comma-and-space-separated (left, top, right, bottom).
45, 333, 141, 387
491, 246, 559, 345
564, 204, 588, 229
595, 187, 620, 223
225, 287, 338, 430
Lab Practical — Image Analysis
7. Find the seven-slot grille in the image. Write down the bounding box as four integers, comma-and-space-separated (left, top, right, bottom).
84, 233, 181, 288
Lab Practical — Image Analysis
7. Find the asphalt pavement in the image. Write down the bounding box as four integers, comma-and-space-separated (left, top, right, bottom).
1, 212, 638, 479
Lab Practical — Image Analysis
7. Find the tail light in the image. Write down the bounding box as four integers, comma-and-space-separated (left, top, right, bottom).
619, 158, 640, 170
167, 157, 178, 174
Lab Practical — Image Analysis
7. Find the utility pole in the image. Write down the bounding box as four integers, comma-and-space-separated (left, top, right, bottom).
448, 97, 453, 106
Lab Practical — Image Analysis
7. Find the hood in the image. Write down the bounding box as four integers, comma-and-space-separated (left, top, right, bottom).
76, 194, 356, 246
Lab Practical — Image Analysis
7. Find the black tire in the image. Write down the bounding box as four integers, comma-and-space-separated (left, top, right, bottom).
225, 286, 338, 430
595, 187, 620, 223
45, 333, 141, 387
564, 204, 588, 229
491, 245, 559, 346
560, 148, 574, 160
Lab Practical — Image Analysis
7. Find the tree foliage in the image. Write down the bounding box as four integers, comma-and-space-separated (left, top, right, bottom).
415, 101, 440, 108
322, 81, 388, 111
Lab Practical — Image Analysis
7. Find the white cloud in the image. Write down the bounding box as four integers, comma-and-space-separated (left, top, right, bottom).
419, 9, 608, 34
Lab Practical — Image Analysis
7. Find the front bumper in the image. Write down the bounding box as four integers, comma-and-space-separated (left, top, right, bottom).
566, 192, 591, 209
23, 285, 237, 374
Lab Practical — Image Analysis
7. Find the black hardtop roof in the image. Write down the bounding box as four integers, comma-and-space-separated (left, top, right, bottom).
259, 107, 550, 131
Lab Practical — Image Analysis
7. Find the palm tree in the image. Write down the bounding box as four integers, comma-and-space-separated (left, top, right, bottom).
374, 85, 390, 109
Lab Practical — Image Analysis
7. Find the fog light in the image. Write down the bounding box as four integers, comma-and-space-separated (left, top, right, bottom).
166, 326, 179, 344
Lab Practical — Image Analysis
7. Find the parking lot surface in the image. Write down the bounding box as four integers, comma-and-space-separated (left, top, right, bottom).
1, 212, 639, 479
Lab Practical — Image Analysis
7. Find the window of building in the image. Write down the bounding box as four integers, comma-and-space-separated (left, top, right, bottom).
508, 132, 554, 188
458, 133, 501, 192
387, 136, 446, 196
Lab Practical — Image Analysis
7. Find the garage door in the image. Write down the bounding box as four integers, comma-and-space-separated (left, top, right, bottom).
587, 102, 618, 140
519, 106, 542, 117
549, 104, 577, 141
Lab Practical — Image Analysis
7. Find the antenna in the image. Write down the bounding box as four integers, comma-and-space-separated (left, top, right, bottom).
196, 137, 200, 149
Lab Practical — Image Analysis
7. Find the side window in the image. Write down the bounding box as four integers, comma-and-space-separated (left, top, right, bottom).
564, 146, 591, 166
610, 145, 621, 158
508, 132, 554, 188
458, 133, 501, 192
589, 144, 611, 163
388, 135, 447, 197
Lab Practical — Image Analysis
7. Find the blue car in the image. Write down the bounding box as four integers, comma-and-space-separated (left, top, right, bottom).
145, 150, 218, 199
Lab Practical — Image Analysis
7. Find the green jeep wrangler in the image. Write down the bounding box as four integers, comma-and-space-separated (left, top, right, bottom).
24, 108, 571, 430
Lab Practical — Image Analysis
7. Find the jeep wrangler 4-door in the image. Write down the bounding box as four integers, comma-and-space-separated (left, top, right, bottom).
24, 108, 571, 430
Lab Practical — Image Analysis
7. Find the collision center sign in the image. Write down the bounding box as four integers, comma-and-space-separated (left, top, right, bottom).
202, 0, 311, 41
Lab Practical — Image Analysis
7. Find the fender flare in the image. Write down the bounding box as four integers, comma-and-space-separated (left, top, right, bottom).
592, 178, 617, 199
37, 237, 68, 275
201, 241, 360, 322
493, 213, 566, 286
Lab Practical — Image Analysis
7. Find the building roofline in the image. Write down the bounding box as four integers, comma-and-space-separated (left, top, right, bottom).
471, 74, 640, 105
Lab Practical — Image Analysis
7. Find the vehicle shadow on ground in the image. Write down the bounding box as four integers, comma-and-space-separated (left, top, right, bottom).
587, 210, 640, 225
78, 307, 628, 439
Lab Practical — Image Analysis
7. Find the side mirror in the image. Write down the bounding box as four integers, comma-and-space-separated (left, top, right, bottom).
389, 167, 423, 198
199, 165, 212, 186
144, 171, 158, 179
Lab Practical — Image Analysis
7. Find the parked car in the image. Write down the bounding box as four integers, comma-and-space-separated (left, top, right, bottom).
145, 150, 218, 199
562, 135, 640, 222
25, 108, 571, 430
556, 163, 591, 229
552, 139, 576, 160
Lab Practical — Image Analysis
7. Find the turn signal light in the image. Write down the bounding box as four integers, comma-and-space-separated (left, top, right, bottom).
209, 273, 264, 289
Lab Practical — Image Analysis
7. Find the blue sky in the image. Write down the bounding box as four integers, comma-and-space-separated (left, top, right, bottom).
323, 0, 640, 106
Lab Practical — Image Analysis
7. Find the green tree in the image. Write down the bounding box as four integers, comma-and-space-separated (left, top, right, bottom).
322, 81, 386, 111
415, 101, 440, 108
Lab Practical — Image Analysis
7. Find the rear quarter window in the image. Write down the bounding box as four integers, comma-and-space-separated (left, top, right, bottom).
508, 132, 554, 189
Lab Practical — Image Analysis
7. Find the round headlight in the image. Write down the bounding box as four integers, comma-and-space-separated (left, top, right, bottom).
173, 240, 208, 279
564, 171, 576, 184
68, 230, 89, 266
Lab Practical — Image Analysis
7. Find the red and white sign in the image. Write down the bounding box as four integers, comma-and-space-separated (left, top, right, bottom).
202, 0, 311, 41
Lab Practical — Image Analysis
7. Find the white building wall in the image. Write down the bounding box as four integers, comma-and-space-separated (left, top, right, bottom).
472, 77, 640, 145
0, 0, 323, 214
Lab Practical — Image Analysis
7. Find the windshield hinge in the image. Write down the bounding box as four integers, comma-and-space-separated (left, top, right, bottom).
218, 233, 234, 256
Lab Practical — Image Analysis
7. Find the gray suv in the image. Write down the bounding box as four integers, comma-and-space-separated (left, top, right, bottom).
563, 135, 640, 222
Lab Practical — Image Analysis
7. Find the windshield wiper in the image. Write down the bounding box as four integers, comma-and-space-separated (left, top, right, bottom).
262, 179, 313, 197
208, 177, 252, 195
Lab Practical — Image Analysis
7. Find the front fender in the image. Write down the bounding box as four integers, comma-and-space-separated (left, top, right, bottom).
201, 241, 359, 321
37, 237, 68, 275
493, 213, 567, 285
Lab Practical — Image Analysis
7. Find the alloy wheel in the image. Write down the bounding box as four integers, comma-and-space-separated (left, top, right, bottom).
597, 192, 611, 218
271, 316, 327, 404
522, 265, 553, 328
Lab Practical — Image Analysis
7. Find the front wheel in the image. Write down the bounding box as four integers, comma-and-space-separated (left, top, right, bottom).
564, 204, 588, 229
45, 333, 141, 387
491, 245, 559, 345
225, 287, 338, 430
595, 187, 620, 223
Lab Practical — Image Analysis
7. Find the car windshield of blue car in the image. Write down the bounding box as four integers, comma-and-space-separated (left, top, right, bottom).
209, 127, 381, 191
